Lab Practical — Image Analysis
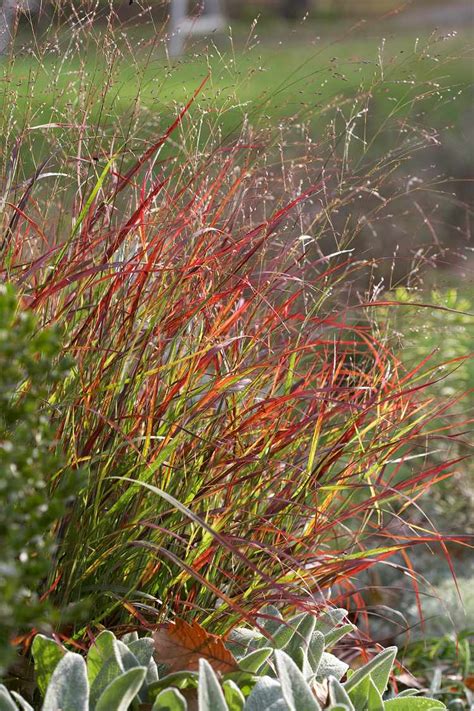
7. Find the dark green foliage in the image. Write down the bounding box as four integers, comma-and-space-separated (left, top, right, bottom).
0, 284, 79, 671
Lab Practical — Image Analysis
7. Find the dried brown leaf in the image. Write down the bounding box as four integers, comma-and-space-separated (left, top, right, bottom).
464, 675, 474, 692
153, 619, 238, 674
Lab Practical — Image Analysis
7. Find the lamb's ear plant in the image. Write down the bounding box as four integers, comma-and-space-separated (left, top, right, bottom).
0, 610, 447, 710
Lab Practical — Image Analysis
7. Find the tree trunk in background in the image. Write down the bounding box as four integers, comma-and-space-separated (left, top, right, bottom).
0, 0, 17, 54
0, 0, 40, 55
281, 0, 310, 20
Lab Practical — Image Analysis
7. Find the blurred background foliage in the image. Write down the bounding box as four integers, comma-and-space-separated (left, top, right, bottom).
0, 286, 81, 673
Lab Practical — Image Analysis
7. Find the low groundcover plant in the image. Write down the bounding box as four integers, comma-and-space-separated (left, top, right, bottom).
0, 608, 448, 710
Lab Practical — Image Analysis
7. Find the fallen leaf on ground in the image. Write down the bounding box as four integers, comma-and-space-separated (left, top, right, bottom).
153, 619, 238, 674
464, 675, 474, 691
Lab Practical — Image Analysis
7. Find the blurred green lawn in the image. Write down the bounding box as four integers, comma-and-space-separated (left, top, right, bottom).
5, 21, 473, 139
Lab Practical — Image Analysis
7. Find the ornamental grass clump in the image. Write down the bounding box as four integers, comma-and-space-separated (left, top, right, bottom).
1, 98, 469, 639
0, 6, 471, 650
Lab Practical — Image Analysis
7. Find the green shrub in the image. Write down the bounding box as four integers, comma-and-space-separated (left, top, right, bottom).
0, 285, 79, 671
0, 608, 448, 709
